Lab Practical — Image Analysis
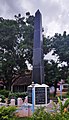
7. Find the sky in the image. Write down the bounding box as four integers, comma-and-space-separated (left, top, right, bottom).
0, 0, 69, 36
0, 0, 69, 64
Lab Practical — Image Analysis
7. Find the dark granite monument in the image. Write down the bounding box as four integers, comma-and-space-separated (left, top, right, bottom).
33, 10, 44, 84
28, 10, 50, 105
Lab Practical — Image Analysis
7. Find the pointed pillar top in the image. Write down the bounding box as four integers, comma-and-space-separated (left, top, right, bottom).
35, 9, 41, 15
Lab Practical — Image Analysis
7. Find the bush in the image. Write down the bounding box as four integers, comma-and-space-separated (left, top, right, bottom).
0, 106, 16, 120
8, 92, 27, 99
51, 112, 69, 120
31, 106, 69, 120
31, 107, 52, 120
8, 92, 27, 104
0, 89, 9, 98
0, 94, 5, 102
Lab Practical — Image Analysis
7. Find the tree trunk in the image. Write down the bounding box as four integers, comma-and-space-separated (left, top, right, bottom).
54, 79, 57, 97
6, 81, 11, 91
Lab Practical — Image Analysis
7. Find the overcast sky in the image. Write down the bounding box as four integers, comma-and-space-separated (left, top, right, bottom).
1, 0, 69, 63
0, 0, 69, 36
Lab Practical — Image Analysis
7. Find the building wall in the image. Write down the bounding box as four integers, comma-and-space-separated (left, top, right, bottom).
13, 85, 27, 92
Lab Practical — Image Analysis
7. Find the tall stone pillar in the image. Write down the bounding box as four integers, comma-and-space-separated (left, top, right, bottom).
32, 10, 44, 84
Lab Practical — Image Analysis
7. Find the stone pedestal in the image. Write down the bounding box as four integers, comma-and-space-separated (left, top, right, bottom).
28, 84, 50, 105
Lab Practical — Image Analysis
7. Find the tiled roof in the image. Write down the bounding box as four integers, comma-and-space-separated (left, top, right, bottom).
13, 74, 32, 86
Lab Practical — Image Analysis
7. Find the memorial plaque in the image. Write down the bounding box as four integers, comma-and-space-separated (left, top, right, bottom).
35, 87, 45, 104
27, 87, 32, 104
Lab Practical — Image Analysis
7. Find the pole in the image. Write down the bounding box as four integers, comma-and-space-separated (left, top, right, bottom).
32, 82, 35, 113
60, 82, 62, 100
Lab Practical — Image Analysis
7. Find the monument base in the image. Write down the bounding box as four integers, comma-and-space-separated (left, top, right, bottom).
27, 83, 50, 105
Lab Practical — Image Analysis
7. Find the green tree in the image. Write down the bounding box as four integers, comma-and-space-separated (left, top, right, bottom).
0, 13, 34, 90
48, 31, 69, 82
0, 12, 68, 93
0, 18, 19, 90
50, 31, 69, 66
44, 60, 61, 96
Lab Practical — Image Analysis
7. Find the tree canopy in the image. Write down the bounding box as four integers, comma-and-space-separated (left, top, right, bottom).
0, 13, 34, 90
0, 12, 69, 92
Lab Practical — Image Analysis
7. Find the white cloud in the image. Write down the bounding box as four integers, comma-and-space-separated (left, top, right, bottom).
0, 0, 69, 36
46, 21, 61, 36
21, 0, 69, 36
44, 50, 59, 62
58, 61, 67, 67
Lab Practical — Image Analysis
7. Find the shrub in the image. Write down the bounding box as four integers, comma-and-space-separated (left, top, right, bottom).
0, 94, 5, 102
8, 92, 27, 104
0, 89, 9, 97
31, 107, 52, 120
31, 104, 69, 120
8, 92, 27, 99
51, 112, 69, 120
0, 106, 16, 120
